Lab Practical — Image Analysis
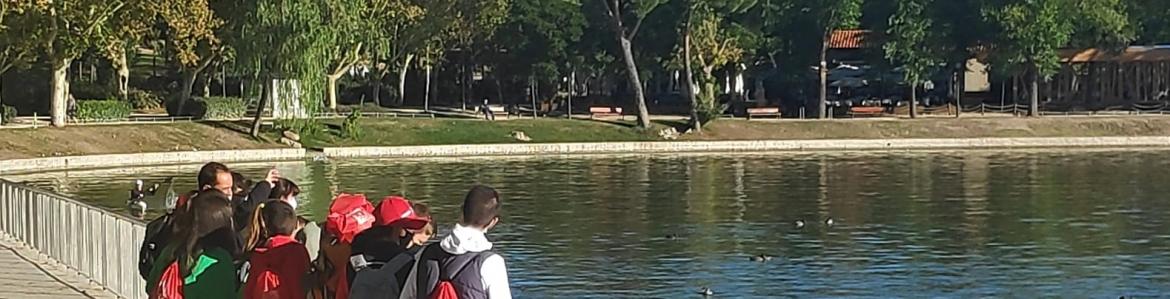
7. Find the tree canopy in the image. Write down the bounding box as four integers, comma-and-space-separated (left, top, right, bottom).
0, 0, 1165, 127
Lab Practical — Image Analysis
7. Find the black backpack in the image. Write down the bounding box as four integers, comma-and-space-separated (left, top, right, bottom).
138, 213, 173, 280
349, 253, 416, 299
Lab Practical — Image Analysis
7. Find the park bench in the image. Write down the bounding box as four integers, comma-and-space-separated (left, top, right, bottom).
589, 106, 624, 119
481, 104, 509, 120
746, 107, 782, 120
848, 106, 885, 118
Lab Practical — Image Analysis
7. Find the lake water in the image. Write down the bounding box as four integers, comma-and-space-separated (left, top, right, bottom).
7, 150, 1170, 298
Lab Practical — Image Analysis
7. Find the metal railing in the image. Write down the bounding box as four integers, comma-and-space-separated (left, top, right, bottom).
0, 179, 145, 299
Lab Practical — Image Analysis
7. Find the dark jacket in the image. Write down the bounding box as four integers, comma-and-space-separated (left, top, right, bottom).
415, 244, 493, 299
346, 229, 413, 292
233, 182, 274, 231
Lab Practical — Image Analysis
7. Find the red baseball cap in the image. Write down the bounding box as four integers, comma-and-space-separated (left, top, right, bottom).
374, 196, 429, 230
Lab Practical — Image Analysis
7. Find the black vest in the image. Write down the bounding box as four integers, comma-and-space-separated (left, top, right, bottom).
415, 244, 494, 299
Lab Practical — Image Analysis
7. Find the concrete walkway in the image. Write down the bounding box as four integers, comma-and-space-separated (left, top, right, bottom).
0, 237, 117, 299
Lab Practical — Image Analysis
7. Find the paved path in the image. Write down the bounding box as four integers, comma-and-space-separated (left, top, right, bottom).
0, 237, 117, 299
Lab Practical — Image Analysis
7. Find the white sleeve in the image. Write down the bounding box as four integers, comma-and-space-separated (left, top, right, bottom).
479, 254, 512, 299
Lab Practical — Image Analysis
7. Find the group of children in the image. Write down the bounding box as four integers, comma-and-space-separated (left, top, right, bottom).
137, 162, 511, 299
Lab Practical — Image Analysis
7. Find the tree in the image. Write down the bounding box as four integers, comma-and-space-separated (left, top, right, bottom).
494, 0, 586, 106
155, 0, 223, 114
24, 0, 132, 126
234, 0, 333, 136
597, 0, 667, 129
368, 0, 428, 107
447, 0, 509, 109
321, 0, 375, 111
1129, 0, 1170, 44
417, 40, 446, 111
883, 0, 940, 118
0, 3, 39, 109
810, 0, 863, 119
983, 0, 1131, 116
676, 1, 750, 132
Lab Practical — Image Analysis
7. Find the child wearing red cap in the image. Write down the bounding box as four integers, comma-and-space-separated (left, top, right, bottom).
346, 196, 432, 298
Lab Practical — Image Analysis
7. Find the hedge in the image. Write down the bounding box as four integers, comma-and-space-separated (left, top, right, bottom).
75, 99, 131, 121
200, 97, 248, 120
126, 89, 164, 110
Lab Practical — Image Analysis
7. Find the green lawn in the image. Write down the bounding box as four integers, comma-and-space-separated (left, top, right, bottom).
299, 118, 659, 148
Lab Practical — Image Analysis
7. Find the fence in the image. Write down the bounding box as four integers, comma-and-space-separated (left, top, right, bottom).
0, 179, 145, 299
961, 103, 1170, 116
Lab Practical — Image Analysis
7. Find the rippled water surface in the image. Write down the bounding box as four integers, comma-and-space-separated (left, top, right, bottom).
9, 150, 1170, 298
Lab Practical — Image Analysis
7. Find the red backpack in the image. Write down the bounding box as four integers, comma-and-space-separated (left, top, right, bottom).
150, 262, 184, 299
430, 281, 459, 299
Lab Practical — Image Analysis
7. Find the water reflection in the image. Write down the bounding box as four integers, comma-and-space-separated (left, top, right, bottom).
7, 149, 1170, 297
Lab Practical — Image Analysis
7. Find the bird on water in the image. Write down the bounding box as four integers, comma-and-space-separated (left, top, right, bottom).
697, 287, 714, 296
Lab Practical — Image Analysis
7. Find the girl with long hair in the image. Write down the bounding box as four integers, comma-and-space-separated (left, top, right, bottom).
146, 190, 239, 299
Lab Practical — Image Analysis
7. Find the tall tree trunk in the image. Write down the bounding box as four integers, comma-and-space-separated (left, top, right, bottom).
176, 57, 214, 115
0, 75, 6, 124
462, 52, 473, 110
424, 65, 432, 111
398, 55, 415, 106
495, 76, 504, 106
683, 23, 700, 133
201, 73, 212, 97
909, 82, 918, 118
956, 66, 964, 118
117, 51, 130, 99
50, 58, 71, 127
178, 70, 198, 114
460, 62, 466, 110
326, 72, 342, 111
1030, 65, 1040, 117
817, 35, 829, 119
250, 77, 270, 137
372, 76, 383, 107
617, 35, 652, 128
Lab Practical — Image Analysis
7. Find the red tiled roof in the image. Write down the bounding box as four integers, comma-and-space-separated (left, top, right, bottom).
1061, 46, 1170, 63
828, 30, 870, 49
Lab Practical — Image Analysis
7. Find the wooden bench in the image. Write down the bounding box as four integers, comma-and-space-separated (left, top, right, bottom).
848, 106, 885, 118
480, 105, 509, 120
746, 107, 781, 120
589, 106, 623, 119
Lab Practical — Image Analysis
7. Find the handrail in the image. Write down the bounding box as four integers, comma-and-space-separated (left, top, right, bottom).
0, 179, 146, 299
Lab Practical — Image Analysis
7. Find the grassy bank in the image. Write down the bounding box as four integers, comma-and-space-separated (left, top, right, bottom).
300, 118, 658, 147
306, 116, 1170, 147
679, 117, 1170, 141
0, 122, 281, 160
6, 116, 1170, 160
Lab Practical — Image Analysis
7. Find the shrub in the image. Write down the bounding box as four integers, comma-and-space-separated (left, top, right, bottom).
1, 105, 16, 125
165, 97, 205, 117
200, 97, 247, 120
75, 99, 132, 121
342, 110, 363, 139
71, 82, 116, 100
126, 89, 164, 110
277, 118, 324, 139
